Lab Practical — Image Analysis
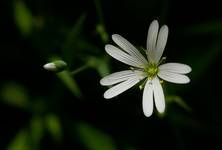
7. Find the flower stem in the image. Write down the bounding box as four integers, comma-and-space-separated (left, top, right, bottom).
94, 0, 104, 24
70, 64, 89, 75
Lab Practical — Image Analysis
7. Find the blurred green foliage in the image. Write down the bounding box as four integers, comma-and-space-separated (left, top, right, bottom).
57, 70, 82, 98
45, 114, 62, 141
7, 130, 30, 150
14, 1, 33, 36
76, 122, 117, 150
1, 83, 28, 109
1, 0, 222, 149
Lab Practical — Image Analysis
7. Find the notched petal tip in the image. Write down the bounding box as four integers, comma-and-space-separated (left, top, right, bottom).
143, 110, 153, 117
99, 78, 106, 86
187, 65, 192, 73
157, 107, 165, 113
111, 34, 121, 42
159, 63, 192, 74
184, 76, 191, 84
144, 113, 152, 117
103, 77, 141, 100
149, 20, 159, 32
112, 34, 118, 37
103, 92, 112, 99
161, 25, 168, 31
104, 44, 111, 50
147, 20, 160, 52
150, 19, 159, 26
158, 71, 191, 84
159, 25, 169, 39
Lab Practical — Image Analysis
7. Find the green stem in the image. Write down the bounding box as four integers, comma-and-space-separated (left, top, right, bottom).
94, 0, 109, 43
70, 64, 89, 75
94, 0, 104, 24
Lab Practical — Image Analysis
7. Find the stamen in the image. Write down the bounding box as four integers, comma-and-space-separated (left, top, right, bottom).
144, 63, 159, 80
139, 78, 148, 90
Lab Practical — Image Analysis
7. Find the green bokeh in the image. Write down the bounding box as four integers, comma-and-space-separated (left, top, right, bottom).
1, 0, 222, 149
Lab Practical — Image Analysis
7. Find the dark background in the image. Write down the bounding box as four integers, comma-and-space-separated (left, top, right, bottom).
1, 0, 222, 150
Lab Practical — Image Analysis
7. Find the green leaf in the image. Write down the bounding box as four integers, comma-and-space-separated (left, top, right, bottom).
6, 130, 30, 150
75, 122, 117, 150
56, 70, 82, 98
14, 1, 33, 36
30, 116, 44, 146
0, 82, 28, 109
45, 114, 62, 141
7, 118, 44, 150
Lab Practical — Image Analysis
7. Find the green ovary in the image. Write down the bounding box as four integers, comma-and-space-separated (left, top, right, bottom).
144, 63, 159, 80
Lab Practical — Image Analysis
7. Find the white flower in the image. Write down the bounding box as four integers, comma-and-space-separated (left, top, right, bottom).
100, 20, 191, 117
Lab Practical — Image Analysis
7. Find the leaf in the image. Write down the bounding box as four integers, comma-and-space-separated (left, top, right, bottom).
56, 70, 82, 98
75, 122, 117, 150
7, 117, 44, 150
45, 114, 62, 141
30, 116, 44, 146
0, 82, 28, 109
14, 1, 33, 36
6, 130, 30, 150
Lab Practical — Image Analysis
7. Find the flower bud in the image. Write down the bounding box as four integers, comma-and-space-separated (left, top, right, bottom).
43, 60, 67, 72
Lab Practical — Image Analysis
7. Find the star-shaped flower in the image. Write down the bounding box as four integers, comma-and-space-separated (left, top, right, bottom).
100, 20, 191, 117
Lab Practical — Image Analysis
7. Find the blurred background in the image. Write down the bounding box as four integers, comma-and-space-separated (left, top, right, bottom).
1, 0, 222, 149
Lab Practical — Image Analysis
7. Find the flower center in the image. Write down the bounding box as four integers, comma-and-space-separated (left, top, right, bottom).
144, 63, 159, 80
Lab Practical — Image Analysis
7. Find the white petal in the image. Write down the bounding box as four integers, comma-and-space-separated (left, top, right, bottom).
152, 77, 165, 113
146, 49, 155, 63
103, 76, 144, 99
100, 70, 145, 86
159, 63, 192, 74
158, 70, 190, 84
147, 20, 159, 51
154, 25, 168, 63
142, 80, 154, 117
112, 34, 148, 65
105, 44, 144, 68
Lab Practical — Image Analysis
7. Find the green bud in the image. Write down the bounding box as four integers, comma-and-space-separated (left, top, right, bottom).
43, 60, 67, 72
